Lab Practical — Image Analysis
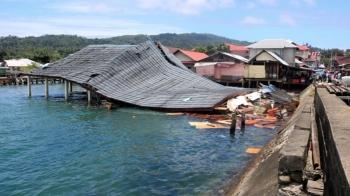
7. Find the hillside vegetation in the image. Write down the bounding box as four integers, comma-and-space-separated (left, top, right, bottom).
0, 33, 252, 63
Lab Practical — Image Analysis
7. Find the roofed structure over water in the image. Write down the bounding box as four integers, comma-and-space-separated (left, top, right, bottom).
26, 40, 251, 111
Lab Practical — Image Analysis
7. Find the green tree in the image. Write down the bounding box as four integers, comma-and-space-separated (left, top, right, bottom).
346, 49, 350, 57
23, 62, 38, 72
193, 45, 206, 53
216, 44, 230, 52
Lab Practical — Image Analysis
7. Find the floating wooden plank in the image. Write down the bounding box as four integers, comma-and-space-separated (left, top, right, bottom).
166, 112, 184, 115
216, 120, 232, 125
196, 123, 229, 129
189, 122, 209, 126
246, 148, 261, 154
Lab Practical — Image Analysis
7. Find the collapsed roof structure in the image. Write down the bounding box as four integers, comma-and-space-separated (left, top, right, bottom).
27, 40, 251, 111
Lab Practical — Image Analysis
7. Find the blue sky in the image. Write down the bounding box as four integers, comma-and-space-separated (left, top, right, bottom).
1, 0, 350, 49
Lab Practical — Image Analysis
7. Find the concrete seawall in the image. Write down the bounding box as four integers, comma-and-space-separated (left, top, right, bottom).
314, 88, 350, 195
227, 86, 350, 196
227, 85, 315, 196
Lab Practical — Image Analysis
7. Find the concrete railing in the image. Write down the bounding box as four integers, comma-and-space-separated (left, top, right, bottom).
314, 88, 350, 195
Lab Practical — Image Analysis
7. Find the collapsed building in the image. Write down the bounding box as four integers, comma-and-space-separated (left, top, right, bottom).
26, 40, 252, 111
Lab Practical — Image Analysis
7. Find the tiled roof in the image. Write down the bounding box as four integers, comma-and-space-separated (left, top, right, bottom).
225, 43, 249, 51
295, 44, 309, 51
310, 52, 320, 60
335, 56, 350, 65
177, 49, 208, 61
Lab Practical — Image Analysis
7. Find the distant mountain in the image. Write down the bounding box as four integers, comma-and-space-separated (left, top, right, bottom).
151, 33, 252, 49
0, 33, 252, 63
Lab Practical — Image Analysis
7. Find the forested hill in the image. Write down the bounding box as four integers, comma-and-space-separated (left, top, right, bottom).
0, 33, 252, 63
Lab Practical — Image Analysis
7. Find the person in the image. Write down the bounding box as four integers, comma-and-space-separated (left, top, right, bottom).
327, 71, 331, 82
335, 71, 342, 79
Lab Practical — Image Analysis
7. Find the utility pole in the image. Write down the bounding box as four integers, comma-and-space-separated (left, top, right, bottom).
330, 50, 332, 69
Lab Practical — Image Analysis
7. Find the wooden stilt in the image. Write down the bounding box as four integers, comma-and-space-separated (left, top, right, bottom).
69, 82, 73, 93
241, 111, 246, 129
45, 78, 49, 99
87, 90, 92, 103
27, 76, 31, 97
65, 80, 69, 100
230, 113, 237, 134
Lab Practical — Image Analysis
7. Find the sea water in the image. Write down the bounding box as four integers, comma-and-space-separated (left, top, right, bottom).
0, 83, 276, 195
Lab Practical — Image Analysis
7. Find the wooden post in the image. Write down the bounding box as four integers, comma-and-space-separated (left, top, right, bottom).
27, 76, 31, 97
45, 77, 49, 99
87, 90, 92, 103
65, 80, 69, 100
230, 113, 237, 134
241, 111, 246, 129
69, 82, 73, 93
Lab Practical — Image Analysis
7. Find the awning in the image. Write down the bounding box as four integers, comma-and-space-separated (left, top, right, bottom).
194, 62, 235, 67
295, 59, 303, 64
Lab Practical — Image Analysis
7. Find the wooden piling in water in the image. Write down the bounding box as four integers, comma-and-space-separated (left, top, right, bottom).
241, 111, 246, 129
230, 113, 237, 134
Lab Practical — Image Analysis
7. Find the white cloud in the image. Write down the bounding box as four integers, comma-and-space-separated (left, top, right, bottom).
0, 18, 186, 38
136, 0, 235, 15
245, 2, 256, 9
258, 0, 276, 5
52, 1, 117, 13
242, 16, 266, 25
278, 14, 297, 26
48, 0, 236, 15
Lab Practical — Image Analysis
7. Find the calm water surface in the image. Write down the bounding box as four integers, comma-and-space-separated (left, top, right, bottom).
0, 84, 276, 195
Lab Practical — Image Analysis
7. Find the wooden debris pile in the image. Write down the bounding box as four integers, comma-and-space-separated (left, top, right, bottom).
181, 84, 299, 130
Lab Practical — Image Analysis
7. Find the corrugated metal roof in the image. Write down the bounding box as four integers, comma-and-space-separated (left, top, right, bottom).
194, 62, 235, 67
295, 59, 303, 64
247, 39, 297, 49
27, 41, 251, 111
5, 58, 42, 67
265, 51, 289, 66
221, 52, 249, 63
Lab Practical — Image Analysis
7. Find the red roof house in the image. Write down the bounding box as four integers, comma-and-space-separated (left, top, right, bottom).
225, 43, 249, 58
334, 56, 350, 67
173, 49, 208, 71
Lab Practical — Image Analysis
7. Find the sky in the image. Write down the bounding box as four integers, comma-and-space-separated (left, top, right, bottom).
1, 0, 350, 49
